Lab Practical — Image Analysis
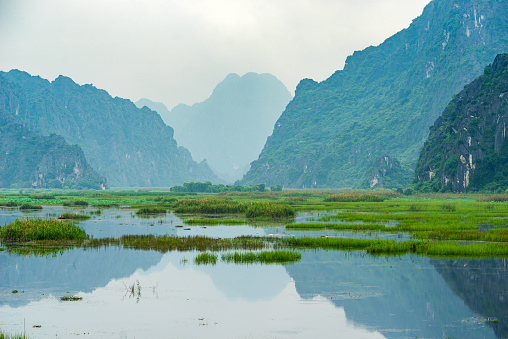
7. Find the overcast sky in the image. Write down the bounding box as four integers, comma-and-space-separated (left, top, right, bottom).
0, 0, 431, 109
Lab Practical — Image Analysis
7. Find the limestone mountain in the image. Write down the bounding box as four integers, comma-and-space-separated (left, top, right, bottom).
137, 72, 292, 182
241, 0, 508, 189
0, 74, 106, 189
414, 53, 508, 193
1, 70, 219, 187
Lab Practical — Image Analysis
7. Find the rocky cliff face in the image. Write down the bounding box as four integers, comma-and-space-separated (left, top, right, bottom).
241, 0, 508, 189
0, 74, 105, 189
1, 71, 219, 187
361, 155, 413, 189
414, 53, 508, 193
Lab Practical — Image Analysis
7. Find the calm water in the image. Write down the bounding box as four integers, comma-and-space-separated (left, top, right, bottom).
0, 207, 506, 338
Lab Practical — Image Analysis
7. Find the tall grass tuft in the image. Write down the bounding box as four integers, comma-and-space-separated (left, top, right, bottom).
0, 218, 88, 242
135, 206, 167, 215
324, 192, 387, 202
221, 250, 301, 264
174, 198, 248, 214
19, 203, 42, 210
194, 252, 218, 265
245, 202, 295, 219
58, 213, 90, 220
0, 201, 20, 208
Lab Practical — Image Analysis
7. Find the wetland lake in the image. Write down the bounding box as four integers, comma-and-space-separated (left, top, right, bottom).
0, 205, 507, 338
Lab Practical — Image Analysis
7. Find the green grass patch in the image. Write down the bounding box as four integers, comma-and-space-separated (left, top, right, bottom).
183, 218, 246, 225
194, 252, 218, 265
280, 236, 508, 257
245, 202, 295, 219
221, 250, 301, 264
174, 198, 248, 214
0, 201, 20, 208
286, 222, 388, 231
324, 192, 387, 202
19, 203, 42, 210
0, 218, 88, 242
62, 200, 89, 207
29, 193, 55, 200
0, 331, 29, 339
87, 235, 275, 252
58, 213, 90, 220
135, 206, 167, 215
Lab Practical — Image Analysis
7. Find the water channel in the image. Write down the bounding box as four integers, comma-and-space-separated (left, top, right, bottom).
0, 207, 506, 338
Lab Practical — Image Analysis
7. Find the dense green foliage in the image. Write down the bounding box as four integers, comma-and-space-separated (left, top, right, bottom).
170, 181, 265, 193
242, 0, 508, 189
139, 73, 292, 182
0, 113, 105, 189
0, 218, 87, 241
415, 54, 508, 192
0, 71, 218, 187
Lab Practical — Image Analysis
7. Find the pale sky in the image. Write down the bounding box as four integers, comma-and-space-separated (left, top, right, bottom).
0, 0, 431, 109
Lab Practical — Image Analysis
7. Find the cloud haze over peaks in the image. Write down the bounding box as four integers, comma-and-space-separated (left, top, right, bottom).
0, 0, 431, 109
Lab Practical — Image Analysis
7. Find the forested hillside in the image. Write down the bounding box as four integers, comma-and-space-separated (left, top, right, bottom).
414, 53, 508, 193
241, 0, 508, 189
1, 71, 219, 187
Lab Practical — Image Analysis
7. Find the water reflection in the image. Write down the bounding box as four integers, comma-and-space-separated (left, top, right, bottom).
0, 248, 385, 339
286, 251, 499, 338
0, 247, 162, 307
432, 258, 508, 338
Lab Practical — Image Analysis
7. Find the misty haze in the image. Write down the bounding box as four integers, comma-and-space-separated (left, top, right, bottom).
1, 0, 507, 338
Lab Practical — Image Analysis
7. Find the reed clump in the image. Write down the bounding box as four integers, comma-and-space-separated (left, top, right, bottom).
280, 236, 508, 257
174, 198, 248, 214
0, 201, 20, 208
194, 252, 218, 265
87, 235, 275, 252
135, 206, 167, 215
183, 218, 246, 225
0, 331, 29, 339
0, 218, 88, 242
58, 213, 90, 220
245, 202, 295, 219
221, 250, 301, 264
324, 192, 387, 202
286, 223, 388, 231
477, 194, 508, 202
62, 200, 89, 207
19, 203, 42, 210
